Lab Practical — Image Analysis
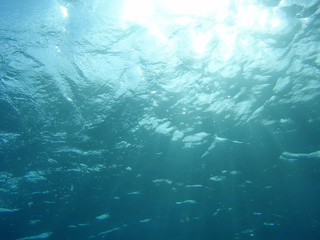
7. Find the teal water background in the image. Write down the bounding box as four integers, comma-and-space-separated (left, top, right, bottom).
1, 0, 320, 239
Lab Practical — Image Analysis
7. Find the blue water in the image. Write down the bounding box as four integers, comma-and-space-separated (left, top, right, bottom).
1, 0, 320, 239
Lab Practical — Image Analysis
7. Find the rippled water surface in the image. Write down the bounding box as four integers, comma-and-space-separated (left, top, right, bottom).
1, 0, 320, 239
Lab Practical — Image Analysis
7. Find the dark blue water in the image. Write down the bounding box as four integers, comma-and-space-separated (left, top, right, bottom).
1, 0, 320, 239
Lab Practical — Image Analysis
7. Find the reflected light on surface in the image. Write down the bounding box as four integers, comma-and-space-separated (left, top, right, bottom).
159, 0, 230, 17
192, 31, 212, 55
148, 25, 169, 44
60, 6, 68, 18
270, 18, 280, 28
237, 5, 269, 30
215, 24, 236, 60
121, 0, 284, 59
122, 0, 154, 25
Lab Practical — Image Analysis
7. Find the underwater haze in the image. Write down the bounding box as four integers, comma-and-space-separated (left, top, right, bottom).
1, 0, 320, 239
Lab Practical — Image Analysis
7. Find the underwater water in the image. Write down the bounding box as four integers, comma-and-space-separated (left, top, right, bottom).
1, 0, 320, 239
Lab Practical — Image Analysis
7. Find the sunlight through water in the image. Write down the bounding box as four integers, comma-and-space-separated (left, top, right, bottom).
121, 0, 284, 58
1, 0, 319, 239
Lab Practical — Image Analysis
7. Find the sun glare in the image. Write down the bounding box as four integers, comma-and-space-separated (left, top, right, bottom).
158, 0, 230, 17
270, 18, 281, 29
122, 0, 154, 25
60, 6, 68, 18
121, 0, 284, 57
192, 31, 212, 54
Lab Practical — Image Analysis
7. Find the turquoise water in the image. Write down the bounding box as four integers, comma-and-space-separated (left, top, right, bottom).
1, 0, 320, 239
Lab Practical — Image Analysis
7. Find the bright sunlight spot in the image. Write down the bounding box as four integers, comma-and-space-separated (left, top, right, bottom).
122, 0, 154, 25
270, 18, 281, 29
60, 6, 68, 18
192, 31, 212, 54
237, 5, 270, 30
158, 0, 230, 17
121, 0, 284, 58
